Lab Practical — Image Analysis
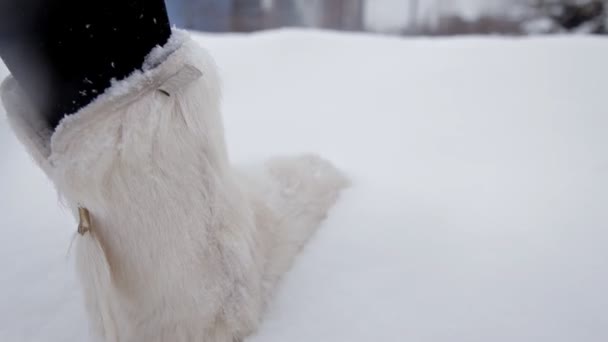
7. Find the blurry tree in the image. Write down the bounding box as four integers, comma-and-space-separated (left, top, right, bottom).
321, 0, 364, 31
165, 0, 605, 36
241, 0, 364, 32
172, 0, 233, 32
409, 0, 419, 31
528, 0, 607, 33
266, 0, 303, 28
232, 0, 265, 31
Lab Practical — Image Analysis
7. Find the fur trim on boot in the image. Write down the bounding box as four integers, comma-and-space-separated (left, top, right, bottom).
1, 29, 348, 342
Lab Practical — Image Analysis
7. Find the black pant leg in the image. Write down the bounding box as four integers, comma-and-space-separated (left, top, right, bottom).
0, 0, 171, 129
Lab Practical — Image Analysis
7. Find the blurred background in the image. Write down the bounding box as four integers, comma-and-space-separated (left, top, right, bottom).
165, 0, 607, 35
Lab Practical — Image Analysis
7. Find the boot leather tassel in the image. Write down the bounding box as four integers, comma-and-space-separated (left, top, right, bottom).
78, 207, 92, 235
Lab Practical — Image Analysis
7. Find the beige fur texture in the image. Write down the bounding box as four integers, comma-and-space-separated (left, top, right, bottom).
1, 30, 348, 342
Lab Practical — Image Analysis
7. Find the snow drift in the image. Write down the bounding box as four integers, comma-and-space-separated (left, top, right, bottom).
0, 29, 607, 341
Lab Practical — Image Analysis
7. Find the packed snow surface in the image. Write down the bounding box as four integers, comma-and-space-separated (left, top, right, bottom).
1, 30, 607, 341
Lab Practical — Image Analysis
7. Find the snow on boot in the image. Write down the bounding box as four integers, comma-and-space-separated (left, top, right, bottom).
1, 29, 348, 342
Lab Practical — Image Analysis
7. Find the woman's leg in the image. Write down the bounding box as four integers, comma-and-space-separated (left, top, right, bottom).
0, 0, 171, 128
1, 2, 349, 340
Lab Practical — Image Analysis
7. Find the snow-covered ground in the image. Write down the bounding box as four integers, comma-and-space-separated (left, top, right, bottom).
1, 30, 607, 341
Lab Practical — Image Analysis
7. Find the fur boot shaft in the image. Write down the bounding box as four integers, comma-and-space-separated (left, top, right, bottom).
1, 30, 348, 342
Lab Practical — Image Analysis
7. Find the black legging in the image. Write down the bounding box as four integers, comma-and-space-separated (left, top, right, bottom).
0, 0, 171, 129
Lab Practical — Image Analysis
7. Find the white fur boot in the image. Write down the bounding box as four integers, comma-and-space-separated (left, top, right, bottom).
1, 30, 348, 342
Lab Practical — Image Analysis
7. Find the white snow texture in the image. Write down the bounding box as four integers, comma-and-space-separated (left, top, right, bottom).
1, 30, 607, 341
